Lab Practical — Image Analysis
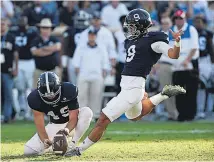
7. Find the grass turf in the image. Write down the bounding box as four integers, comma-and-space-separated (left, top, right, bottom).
1, 121, 214, 161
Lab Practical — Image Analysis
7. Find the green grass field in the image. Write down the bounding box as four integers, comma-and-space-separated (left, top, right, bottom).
1, 121, 214, 161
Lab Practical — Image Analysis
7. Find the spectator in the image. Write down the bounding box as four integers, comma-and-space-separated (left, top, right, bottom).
1, 18, 19, 123
138, 1, 159, 25
157, 17, 178, 121
78, 1, 93, 15
62, 10, 91, 85
101, 1, 129, 32
194, 15, 214, 119
9, 17, 38, 120
78, 12, 117, 75
73, 29, 109, 120
59, 1, 78, 27
206, 1, 214, 31
30, 18, 62, 88
114, 15, 126, 94
22, 1, 53, 26
170, 10, 199, 121
1, 0, 14, 19
41, 1, 59, 25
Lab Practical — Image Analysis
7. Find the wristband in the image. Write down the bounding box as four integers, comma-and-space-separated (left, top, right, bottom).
175, 41, 181, 47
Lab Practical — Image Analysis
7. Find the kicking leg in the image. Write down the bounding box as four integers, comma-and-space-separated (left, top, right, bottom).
128, 85, 186, 121
65, 87, 144, 156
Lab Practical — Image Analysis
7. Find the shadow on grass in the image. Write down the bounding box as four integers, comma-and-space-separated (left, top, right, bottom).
1, 154, 64, 161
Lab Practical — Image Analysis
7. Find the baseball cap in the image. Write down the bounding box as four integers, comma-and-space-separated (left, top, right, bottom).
92, 11, 101, 19
88, 29, 97, 35
174, 10, 186, 19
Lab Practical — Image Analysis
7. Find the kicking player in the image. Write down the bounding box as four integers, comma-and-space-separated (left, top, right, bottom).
65, 9, 186, 156
24, 72, 93, 155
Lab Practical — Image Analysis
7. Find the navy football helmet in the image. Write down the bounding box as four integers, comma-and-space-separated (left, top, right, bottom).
37, 72, 61, 105
74, 10, 92, 30
123, 9, 152, 40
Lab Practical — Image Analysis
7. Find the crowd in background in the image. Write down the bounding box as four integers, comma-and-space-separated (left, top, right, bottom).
1, 0, 214, 123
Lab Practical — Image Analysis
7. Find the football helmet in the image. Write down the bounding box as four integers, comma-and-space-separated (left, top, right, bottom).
123, 9, 152, 40
37, 72, 61, 105
74, 10, 92, 30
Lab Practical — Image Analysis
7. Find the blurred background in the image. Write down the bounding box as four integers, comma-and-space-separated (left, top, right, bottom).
1, 0, 214, 124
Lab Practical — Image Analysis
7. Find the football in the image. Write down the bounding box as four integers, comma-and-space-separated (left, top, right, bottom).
52, 132, 68, 155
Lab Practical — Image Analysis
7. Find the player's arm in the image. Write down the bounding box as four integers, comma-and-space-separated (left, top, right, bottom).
58, 98, 80, 136
167, 29, 183, 59
151, 30, 183, 59
33, 110, 52, 148
64, 109, 79, 133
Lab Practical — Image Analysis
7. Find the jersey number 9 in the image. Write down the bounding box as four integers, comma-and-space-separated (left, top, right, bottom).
126, 45, 136, 62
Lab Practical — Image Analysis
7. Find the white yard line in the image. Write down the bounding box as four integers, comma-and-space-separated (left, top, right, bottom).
107, 129, 214, 135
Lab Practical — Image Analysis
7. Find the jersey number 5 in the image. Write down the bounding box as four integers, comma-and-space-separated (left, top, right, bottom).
47, 107, 69, 120
126, 45, 136, 62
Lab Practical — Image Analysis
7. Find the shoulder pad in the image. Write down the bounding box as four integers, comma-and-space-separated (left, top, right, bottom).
61, 82, 78, 100
27, 90, 42, 110
148, 31, 169, 44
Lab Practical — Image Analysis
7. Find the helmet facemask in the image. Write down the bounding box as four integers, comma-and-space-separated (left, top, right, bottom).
38, 86, 61, 105
123, 22, 141, 40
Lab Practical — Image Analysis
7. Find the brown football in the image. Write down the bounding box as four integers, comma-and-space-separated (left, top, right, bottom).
52, 132, 68, 155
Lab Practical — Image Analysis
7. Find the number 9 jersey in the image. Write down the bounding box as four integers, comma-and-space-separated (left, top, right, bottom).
27, 82, 79, 124
122, 31, 169, 78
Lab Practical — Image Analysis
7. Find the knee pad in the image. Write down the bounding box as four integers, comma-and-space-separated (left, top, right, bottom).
24, 145, 40, 156
79, 107, 93, 121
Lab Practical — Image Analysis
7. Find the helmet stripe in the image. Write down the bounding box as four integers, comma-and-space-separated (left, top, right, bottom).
45, 72, 50, 93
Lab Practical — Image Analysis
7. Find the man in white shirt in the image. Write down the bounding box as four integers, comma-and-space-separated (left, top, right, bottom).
114, 15, 126, 94
73, 29, 110, 120
101, 1, 129, 33
78, 12, 117, 74
170, 10, 199, 121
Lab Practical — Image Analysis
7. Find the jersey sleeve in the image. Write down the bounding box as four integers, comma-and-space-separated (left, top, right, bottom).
27, 90, 43, 112
61, 82, 78, 100
151, 41, 171, 56
67, 98, 79, 110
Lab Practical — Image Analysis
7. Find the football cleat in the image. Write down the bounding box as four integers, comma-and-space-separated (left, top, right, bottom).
161, 85, 186, 97
64, 147, 81, 157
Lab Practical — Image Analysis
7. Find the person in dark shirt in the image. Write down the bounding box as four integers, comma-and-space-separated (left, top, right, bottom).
1, 18, 19, 123
61, 10, 92, 84
59, 1, 78, 26
30, 18, 62, 89
24, 72, 93, 156
22, 1, 54, 26
65, 9, 186, 157
9, 17, 38, 120
194, 15, 214, 119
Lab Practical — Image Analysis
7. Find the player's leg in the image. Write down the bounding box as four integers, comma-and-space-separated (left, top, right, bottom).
70, 107, 93, 145
65, 87, 144, 156
24, 123, 67, 155
126, 85, 186, 121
